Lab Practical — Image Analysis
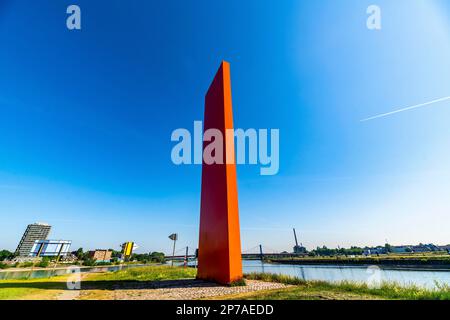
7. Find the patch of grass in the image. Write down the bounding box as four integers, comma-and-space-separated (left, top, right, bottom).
229, 278, 246, 287
244, 273, 450, 300
0, 275, 70, 300
86, 266, 197, 282
20, 262, 34, 268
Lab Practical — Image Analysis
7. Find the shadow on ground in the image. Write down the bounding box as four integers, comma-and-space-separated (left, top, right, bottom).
0, 279, 221, 291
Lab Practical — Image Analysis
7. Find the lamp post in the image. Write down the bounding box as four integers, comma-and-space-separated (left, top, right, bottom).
168, 233, 178, 267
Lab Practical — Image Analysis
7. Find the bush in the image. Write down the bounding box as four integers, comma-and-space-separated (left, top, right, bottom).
37, 258, 50, 268
20, 262, 34, 268
0, 250, 14, 262
150, 252, 166, 264
0, 262, 8, 269
82, 258, 95, 266
229, 278, 247, 287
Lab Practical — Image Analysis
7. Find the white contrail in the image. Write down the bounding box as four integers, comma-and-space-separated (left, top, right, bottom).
360, 96, 450, 122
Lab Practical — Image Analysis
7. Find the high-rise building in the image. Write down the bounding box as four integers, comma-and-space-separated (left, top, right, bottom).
15, 223, 51, 257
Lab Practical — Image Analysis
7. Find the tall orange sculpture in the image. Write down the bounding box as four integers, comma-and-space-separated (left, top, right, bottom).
197, 61, 243, 285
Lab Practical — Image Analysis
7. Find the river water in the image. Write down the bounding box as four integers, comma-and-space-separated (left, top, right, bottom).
0, 264, 146, 281
1, 260, 449, 289
242, 260, 450, 289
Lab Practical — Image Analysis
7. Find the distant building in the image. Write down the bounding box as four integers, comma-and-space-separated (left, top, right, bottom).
293, 245, 307, 254
15, 223, 52, 257
390, 246, 412, 253
390, 244, 439, 253
29, 240, 72, 258
363, 247, 387, 255
89, 250, 112, 262
411, 244, 439, 253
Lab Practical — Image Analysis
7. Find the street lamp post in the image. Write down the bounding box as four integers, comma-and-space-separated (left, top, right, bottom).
168, 233, 178, 267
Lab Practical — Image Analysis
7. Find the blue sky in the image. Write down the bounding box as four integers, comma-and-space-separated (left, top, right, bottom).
1, 0, 450, 254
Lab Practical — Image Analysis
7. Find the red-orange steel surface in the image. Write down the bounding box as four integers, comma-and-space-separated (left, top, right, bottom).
197, 61, 243, 285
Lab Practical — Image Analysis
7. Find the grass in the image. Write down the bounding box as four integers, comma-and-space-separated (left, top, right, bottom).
270, 253, 450, 266
229, 278, 247, 287
86, 265, 197, 282
78, 266, 198, 300
0, 275, 71, 300
239, 273, 450, 300
1, 266, 449, 300
0, 266, 196, 300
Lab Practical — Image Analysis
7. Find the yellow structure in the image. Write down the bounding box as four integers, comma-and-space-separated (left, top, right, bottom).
122, 242, 135, 257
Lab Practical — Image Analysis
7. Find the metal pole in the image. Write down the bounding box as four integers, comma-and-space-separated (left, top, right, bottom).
171, 238, 176, 267
53, 242, 65, 270
293, 228, 299, 247
259, 244, 264, 261
184, 246, 189, 267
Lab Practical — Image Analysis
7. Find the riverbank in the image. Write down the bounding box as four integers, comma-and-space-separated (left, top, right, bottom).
234, 273, 450, 300
1, 265, 449, 300
0, 263, 158, 281
268, 255, 450, 270
0, 263, 149, 273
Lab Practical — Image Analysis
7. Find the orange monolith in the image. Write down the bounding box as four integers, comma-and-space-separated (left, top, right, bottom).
197, 61, 243, 285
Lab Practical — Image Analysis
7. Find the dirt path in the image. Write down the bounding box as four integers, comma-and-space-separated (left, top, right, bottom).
77, 279, 291, 300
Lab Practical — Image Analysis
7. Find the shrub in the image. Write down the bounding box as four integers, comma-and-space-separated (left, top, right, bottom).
37, 258, 50, 268
150, 252, 166, 264
20, 262, 34, 268
82, 258, 95, 266
229, 278, 247, 287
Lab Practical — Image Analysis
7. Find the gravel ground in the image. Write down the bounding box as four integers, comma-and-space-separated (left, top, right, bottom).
79, 279, 290, 300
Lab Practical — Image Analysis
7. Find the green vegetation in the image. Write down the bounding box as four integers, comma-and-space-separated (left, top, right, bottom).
20, 262, 34, 268
82, 258, 96, 266
36, 258, 51, 268
1, 266, 449, 300
0, 250, 14, 262
131, 252, 166, 264
270, 252, 450, 267
0, 275, 70, 300
73, 247, 166, 266
242, 273, 450, 300
229, 278, 247, 287
309, 246, 364, 256
86, 265, 196, 282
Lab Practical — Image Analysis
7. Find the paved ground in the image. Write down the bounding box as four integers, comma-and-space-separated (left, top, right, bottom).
73, 279, 290, 300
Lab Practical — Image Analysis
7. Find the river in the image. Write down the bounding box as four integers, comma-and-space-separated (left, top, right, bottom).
242, 260, 450, 289
1, 260, 449, 289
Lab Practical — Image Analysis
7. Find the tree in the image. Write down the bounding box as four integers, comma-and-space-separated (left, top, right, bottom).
150, 252, 165, 263
82, 257, 95, 266
37, 257, 50, 268
109, 249, 122, 259
384, 243, 392, 253
0, 250, 13, 261
74, 248, 84, 259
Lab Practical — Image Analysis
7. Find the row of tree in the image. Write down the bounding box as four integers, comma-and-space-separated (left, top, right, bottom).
72, 248, 166, 265
308, 244, 393, 256
0, 250, 14, 261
